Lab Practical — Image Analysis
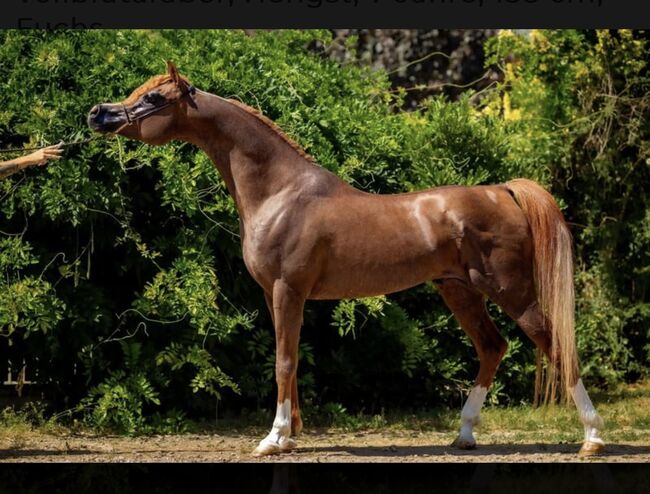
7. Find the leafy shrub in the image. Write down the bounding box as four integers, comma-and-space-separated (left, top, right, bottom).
0, 30, 646, 430
484, 29, 649, 385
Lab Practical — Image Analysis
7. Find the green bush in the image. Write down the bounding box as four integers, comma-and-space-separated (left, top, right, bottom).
484, 29, 649, 386
0, 30, 646, 431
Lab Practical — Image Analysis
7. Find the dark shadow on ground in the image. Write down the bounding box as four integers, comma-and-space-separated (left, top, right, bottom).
1, 442, 647, 461
0, 446, 238, 460
0, 448, 103, 459
299, 443, 650, 458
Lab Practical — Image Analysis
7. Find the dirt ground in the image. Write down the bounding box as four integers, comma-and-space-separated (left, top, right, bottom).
1, 430, 648, 463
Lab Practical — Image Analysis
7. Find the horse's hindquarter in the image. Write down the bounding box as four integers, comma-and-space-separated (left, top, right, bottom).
307, 188, 470, 299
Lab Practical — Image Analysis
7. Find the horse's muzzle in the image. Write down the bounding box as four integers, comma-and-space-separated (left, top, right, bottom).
87, 104, 127, 133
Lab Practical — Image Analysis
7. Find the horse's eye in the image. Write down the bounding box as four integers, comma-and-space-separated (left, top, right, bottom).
144, 92, 164, 105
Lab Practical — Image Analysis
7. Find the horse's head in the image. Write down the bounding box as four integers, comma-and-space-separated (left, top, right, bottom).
88, 61, 196, 145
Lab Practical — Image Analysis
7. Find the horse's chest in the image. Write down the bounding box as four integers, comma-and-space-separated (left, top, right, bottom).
241, 218, 284, 288
242, 235, 268, 274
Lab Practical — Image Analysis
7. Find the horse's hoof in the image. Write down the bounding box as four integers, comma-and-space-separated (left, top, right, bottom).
451, 436, 477, 450
579, 441, 605, 457
252, 438, 297, 457
252, 441, 281, 457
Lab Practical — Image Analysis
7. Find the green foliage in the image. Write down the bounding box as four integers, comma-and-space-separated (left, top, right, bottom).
331, 296, 387, 338
157, 343, 239, 398
0, 236, 64, 338
485, 29, 649, 384
81, 342, 160, 434
0, 30, 646, 432
404, 96, 515, 189
135, 249, 251, 338
0, 277, 63, 337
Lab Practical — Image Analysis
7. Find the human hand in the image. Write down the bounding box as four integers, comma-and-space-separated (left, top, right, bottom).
23, 143, 64, 167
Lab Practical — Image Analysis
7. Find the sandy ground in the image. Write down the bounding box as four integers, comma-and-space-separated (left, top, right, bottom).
1, 430, 648, 463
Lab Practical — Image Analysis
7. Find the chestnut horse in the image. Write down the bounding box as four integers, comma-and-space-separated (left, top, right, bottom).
88, 62, 604, 456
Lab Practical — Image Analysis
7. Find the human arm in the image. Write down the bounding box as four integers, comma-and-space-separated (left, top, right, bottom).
0, 144, 63, 179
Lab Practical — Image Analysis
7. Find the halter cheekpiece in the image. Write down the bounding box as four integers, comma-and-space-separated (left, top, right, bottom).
122, 84, 196, 124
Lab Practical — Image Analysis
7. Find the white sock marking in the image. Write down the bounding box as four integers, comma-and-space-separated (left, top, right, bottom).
571, 379, 604, 444
260, 399, 292, 447
458, 386, 488, 444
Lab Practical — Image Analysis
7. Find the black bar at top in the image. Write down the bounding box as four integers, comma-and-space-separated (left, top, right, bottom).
1, 0, 648, 29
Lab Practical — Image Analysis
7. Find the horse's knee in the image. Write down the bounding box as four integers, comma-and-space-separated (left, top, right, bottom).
275, 357, 297, 381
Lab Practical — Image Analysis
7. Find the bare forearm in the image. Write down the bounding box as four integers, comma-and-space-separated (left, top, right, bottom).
0, 145, 63, 179
0, 157, 27, 179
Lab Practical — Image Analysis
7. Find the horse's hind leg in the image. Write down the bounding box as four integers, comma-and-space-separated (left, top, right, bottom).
507, 299, 604, 455
470, 269, 605, 455
436, 279, 508, 450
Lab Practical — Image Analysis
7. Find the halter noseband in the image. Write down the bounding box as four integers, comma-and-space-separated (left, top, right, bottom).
121, 84, 196, 125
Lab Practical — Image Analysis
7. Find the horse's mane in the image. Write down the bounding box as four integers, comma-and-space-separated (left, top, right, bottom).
225, 98, 316, 164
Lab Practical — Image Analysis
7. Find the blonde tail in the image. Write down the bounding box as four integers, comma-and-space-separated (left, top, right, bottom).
507, 179, 578, 403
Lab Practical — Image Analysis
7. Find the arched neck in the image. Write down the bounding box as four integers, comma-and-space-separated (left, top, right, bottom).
178, 90, 336, 218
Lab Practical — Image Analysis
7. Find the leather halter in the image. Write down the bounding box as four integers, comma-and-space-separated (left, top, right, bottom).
121, 84, 196, 125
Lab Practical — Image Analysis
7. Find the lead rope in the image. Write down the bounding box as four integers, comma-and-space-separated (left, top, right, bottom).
0, 135, 104, 156
0, 84, 195, 156
0, 120, 134, 156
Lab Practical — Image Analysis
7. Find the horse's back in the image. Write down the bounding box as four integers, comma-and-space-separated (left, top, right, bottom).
347, 182, 529, 239
300, 182, 527, 299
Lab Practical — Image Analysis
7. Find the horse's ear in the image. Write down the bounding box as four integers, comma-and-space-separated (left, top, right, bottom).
166, 61, 181, 83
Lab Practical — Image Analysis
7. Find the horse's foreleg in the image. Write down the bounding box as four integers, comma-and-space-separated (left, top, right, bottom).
437, 280, 507, 450
264, 291, 302, 437
254, 280, 305, 456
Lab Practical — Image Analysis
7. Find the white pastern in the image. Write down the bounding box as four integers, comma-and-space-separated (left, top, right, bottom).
254, 399, 295, 455
571, 379, 605, 444
458, 386, 488, 445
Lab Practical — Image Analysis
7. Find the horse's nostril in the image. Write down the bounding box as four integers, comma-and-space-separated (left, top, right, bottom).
89, 105, 101, 116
